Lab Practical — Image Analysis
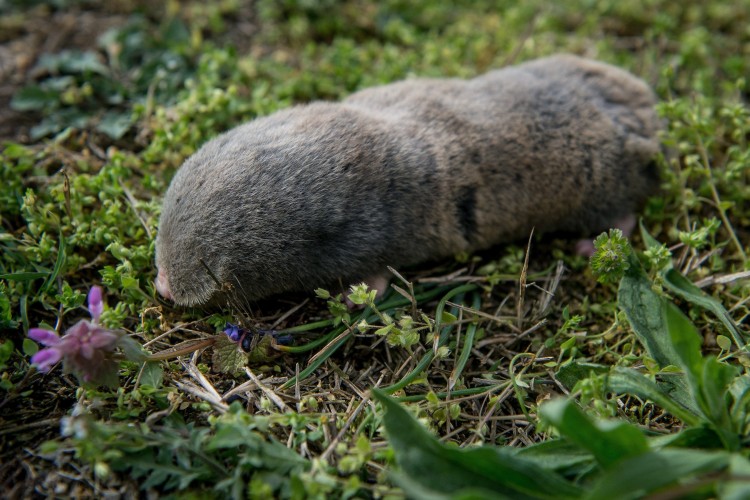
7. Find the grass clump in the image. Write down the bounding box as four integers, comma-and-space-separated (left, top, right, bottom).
1, 0, 749, 498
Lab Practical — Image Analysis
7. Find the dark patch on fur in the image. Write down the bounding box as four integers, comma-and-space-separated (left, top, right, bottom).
456, 186, 477, 243
471, 150, 482, 164
582, 146, 593, 182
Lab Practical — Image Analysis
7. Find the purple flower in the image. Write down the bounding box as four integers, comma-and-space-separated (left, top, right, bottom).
87, 285, 103, 323
27, 286, 144, 387
224, 323, 241, 342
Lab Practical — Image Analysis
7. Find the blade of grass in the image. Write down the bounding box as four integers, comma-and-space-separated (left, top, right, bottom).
382, 284, 476, 393
280, 285, 460, 388
448, 291, 481, 390
41, 234, 66, 294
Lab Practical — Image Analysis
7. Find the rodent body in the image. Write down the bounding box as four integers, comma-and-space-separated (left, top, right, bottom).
155, 54, 660, 306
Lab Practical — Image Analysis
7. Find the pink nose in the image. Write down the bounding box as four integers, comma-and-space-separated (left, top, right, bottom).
155, 268, 173, 300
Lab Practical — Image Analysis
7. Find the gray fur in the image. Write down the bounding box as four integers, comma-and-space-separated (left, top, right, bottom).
155, 54, 660, 305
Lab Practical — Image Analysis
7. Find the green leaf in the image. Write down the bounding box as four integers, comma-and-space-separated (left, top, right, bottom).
586, 448, 730, 500
512, 439, 594, 473
639, 219, 663, 252
700, 357, 740, 449
118, 335, 148, 363
372, 389, 581, 499
663, 268, 747, 348
729, 374, 750, 431
37, 50, 109, 75
618, 254, 681, 368
607, 367, 700, 425
22, 338, 39, 356
539, 398, 648, 469
140, 361, 163, 388
663, 302, 740, 448
97, 110, 134, 139
374, 324, 394, 336
717, 335, 733, 351
389, 473, 510, 500
721, 454, 750, 500
560, 336, 577, 351
663, 301, 703, 382
211, 335, 249, 376
648, 426, 726, 449
0, 340, 14, 370
441, 311, 458, 323
10, 85, 62, 111
0, 272, 49, 282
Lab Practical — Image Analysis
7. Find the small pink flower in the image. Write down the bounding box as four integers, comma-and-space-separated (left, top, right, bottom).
88, 286, 103, 323
27, 286, 144, 387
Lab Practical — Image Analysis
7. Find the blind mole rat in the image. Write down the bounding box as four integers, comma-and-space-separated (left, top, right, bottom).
155, 54, 660, 306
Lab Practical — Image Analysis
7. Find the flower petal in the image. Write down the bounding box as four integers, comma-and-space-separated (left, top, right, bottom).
88, 286, 104, 323
28, 328, 61, 346
224, 323, 241, 342
31, 348, 62, 372
80, 342, 95, 359
65, 320, 91, 338
88, 329, 119, 350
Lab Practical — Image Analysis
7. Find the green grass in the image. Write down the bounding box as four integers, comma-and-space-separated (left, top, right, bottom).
1, 0, 749, 497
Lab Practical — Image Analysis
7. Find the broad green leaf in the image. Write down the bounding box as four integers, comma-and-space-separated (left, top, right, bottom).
662, 301, 703, 383
721, 454, 750, 500
373, 389, 581, 499
648, 426, 725, 449
586, 448, 730, 500
211, 335, 249, 376
390, 472, 511, 500
608, 367, 700, 425
663, 268, 747, 348
512, 439, 594, 474
660, 300, 739, 441
36, 50, 109, 75
539, 398, 648, 469
700, 357, 740, 450
118, 335, 148, 363
139, 361, 163, 388
97, 110, 134, 139
618, 254, 680, 368
729, 374, 750, 431
10, 84, 62, 111
701, 357, 739, 423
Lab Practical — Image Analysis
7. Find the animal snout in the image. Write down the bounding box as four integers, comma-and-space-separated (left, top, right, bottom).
155, 268, 173, 301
